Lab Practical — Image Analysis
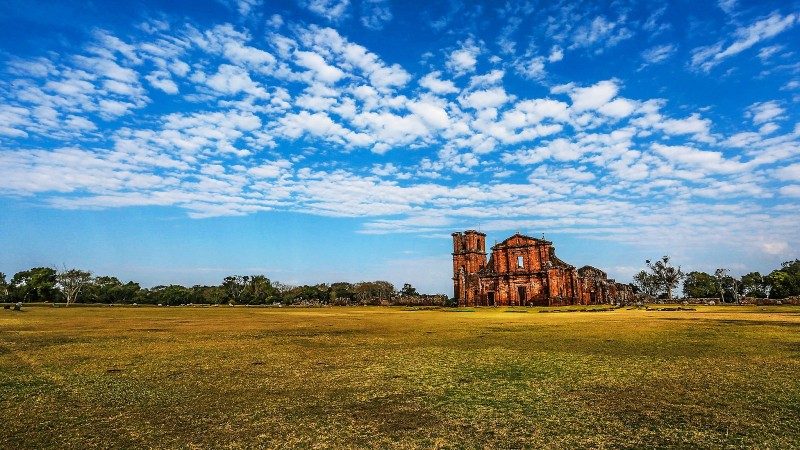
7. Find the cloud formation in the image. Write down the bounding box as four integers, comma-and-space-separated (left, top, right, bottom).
1, 1, 799, 274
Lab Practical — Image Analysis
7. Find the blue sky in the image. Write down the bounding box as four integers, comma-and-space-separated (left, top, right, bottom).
1, 0, 799, 294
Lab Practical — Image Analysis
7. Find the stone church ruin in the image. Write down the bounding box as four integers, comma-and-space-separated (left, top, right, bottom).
452, 230, 633, 307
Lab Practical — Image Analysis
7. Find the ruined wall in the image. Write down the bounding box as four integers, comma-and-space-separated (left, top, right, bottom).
452, 230, 486, 307
453, 231, 630, 307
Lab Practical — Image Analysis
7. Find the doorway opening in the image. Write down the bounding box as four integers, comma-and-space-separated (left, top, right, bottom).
487, 291, 495, 306
517, 286, 526, 306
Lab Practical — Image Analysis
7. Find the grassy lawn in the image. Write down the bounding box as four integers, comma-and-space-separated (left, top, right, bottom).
2, 305, 799, 448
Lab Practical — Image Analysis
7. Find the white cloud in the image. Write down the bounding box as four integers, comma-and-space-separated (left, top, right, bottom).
758, 122, 779, 135
277, 110, 373, 148
205, 64, 268, 97
407, 100, 450, 129
145, 71, 179, 94
651, 143, 746, 174
747, 101, 785, 124
691, 12, 798, 71
548, 46, 564, 63
503, 138, 587, 165
301, 0, 350, 21
65, 115, 97, 131
774, 163, 800, 181
223, 41, 276, 70
294, 26, 410, 89
248, 159, 291, 178
234, 0, 262, 16
780, 185, 800, 197
641, 44, 676, 65
294, 50, 345, 84
570, 16, 633, 51
361, 0, 392, 30
567, 80, 619, 112
762, 241, 789, 254
419, 71, 459, 95
718, 0, 737, 15
447, 41, 480, 76
658, 113, 713, 141
459, 87, 511, 109
267, 14, 283, 28
757, 45, 783, 60
598, 98, 635, 118
513, 56, 546, 80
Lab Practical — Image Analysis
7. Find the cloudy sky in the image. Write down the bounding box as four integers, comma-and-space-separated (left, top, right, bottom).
1, 0, 798, 293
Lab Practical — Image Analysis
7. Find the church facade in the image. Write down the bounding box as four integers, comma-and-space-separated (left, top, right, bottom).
452, 230, 633, 307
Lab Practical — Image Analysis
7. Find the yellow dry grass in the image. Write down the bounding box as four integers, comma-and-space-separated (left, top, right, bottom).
2, 305, 800, 448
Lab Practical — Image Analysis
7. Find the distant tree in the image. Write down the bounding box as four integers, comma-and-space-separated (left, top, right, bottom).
330, 282, 355, 305
400, 283, 419, 297
249, 275, 274, 304
766, 260, 800, 299
683, 271, 718, 298
354, 281, 395, 305
714, 268, 728, 304
89, 276, 122, 303
645, 256, 685, 302
223, 275, 249, 304
86, 276, 141, 304
56, 269, 92, 306
0, 272, 8, 301
189, 285, 226, 304
633, 270, 658, 297
153, 285, 195, 306
282, 284, 330, 305
740, 272, 769, 298
10, 267, 58, 302
714, 268, 741, 304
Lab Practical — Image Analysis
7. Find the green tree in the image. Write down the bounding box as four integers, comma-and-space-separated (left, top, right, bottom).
56, 269, 92, 306
400, 283, 419, 297
645, 256, 685, 302
713, 268, 741, 303
190, 285, 226, 304
90, 276, 122, 303
354, 281, 395, 305
223, 275, 250, 304
10, 267, 58, 302
82, 276, 141, 303
683, 271, 718, 298
740, 272, 769, 298
766, 260, 800, 299
633, 270, 658, 297
0, 272, 8, 301
248, 275, 274, 304
330, 282, 355, 305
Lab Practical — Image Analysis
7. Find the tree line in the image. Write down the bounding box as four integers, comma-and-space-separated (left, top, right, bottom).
0, 268, 451, 307
633, 257, 800, 302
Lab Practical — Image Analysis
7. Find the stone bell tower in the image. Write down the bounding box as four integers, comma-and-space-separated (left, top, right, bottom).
452, 230, 486, 306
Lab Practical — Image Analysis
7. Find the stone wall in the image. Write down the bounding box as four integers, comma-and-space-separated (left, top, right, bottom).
658, 297, 800, 305
740, 296, 800, 305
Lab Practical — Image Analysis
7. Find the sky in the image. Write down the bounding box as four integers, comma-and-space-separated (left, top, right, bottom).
0, 0, 799, 294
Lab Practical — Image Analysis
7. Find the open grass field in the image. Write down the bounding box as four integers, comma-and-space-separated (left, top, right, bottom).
2, 305, 800, 448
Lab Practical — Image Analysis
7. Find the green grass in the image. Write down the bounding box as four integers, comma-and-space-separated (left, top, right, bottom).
2, 305, 800, 448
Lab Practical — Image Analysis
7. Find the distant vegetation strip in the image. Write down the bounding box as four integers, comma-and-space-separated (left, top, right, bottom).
0, 270, 451, 306
1, 258, 799, 307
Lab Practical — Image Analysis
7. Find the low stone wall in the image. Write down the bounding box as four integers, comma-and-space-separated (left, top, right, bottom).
740, 296, 800, 306
674, 297, 800, 306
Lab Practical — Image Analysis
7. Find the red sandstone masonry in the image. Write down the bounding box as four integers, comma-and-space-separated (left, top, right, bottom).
452, 230, 633, 307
